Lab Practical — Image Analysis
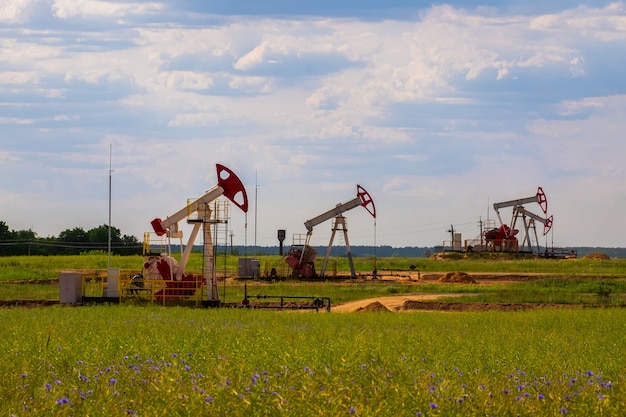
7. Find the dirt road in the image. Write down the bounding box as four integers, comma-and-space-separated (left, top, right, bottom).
331, 293, 467, 312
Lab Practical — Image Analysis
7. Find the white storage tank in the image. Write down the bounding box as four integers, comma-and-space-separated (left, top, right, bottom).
453, 233, 462, 251
106, 268, 119, 297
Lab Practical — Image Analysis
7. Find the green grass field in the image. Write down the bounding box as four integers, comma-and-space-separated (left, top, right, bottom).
1, 253, 626, 415
2, 305, 625, 416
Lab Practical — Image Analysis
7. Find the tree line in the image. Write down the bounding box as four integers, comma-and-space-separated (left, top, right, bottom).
0, 220, 141, 256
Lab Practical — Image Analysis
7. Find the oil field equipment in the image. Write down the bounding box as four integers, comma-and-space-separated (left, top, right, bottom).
286, 184, 376, 279
145, 164, 249, 306
487, 186, 553, 253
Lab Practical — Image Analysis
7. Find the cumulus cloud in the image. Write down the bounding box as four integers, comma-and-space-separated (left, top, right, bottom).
158, 71, 214, 90
0, 0, 40, 23
0, 71, 40, 84
51, 0, 164, 19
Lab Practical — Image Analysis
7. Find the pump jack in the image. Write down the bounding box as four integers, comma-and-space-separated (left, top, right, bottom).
286, 185, 376, 279
147, 164, 248, 305
487, 187, 552, 253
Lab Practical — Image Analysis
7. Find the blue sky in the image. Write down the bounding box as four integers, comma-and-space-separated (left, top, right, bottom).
1, 0, 625, 250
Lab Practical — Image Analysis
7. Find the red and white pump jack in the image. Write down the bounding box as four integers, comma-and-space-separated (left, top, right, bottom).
286, 185, 376, 279
487, 187, 552, 253
148, 164, 248, 304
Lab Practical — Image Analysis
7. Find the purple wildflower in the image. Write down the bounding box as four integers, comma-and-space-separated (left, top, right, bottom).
349, 406, 357, 414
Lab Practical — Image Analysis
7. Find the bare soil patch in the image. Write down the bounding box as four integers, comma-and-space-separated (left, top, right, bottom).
437, 272, 477, 284
584, 253, 611, 260
331, 294, 467, 312
355, 301, 392, 313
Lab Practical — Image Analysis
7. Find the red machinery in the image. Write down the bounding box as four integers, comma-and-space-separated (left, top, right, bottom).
286, 184, 376, 278
487, 187, 552, 253
147, 164, 248, 304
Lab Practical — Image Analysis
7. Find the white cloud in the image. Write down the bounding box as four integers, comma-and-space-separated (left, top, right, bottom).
0, 116, 35, 124
0, 0, 39, 23
228, 75, 273, 93
529, 3, 626, 41
0, 71, 40, 84
51, 0, 164, 19
159, 71, 214, 90
0, 150, 21, 161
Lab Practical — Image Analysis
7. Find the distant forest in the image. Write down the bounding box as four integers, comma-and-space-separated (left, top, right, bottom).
224, 245, 626, 259
0, 220, 141, 256
0, 220, 623, 258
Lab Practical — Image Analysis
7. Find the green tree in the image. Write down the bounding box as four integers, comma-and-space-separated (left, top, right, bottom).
88, 224, 122, 248
58, 227, 88, 243
57, 227, 90, 254
0, 221, 14, 255
0, 221, 13, 240
120, 234, 141, 255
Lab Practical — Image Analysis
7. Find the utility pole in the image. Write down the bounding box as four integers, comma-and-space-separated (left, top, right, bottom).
254, 170, 258, 257
446, 225, 455, 251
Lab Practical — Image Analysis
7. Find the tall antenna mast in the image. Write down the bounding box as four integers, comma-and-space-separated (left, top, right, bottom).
254, 169, 258, 256
108, 144, 113, 269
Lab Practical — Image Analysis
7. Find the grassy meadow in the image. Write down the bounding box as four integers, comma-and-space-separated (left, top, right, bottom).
2, 305, 626, 416
2, 253, 626, 415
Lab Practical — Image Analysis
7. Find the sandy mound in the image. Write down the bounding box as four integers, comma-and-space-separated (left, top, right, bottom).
356, 301, 393, 312
583, 253, 610, 260
438, 272, 477, 284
